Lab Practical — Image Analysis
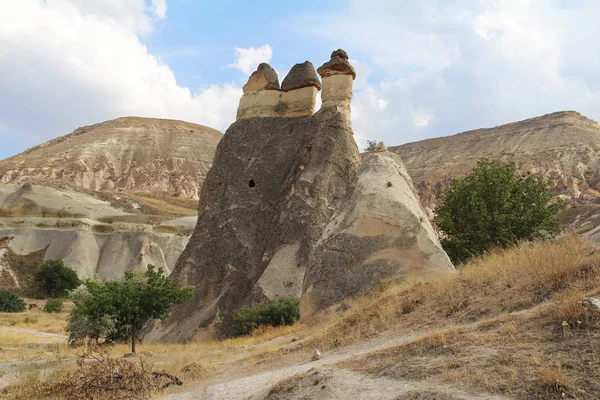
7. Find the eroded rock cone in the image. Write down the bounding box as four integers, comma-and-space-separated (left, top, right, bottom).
143, 105, 360, 343
301, 150, 454, 316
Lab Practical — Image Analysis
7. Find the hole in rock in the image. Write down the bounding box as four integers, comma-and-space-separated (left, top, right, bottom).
248, 180, 256, 188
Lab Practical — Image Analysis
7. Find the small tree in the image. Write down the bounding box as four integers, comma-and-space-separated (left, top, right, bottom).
74, 265, 193, 353
36, 259, 81, 298
364, 140, 378, 151
434, 158, 562, 264
0, 290, 26, 312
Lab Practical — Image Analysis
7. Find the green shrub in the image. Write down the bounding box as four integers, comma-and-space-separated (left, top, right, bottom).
43, 299, 63, 313
28, 303, 38, 310
231, 296, 300, 337
0, 290, 26, 312
35, 259, 81, 298
434, 158, 563, 264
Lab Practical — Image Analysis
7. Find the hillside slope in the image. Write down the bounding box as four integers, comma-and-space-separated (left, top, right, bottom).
390, 111, 600, 232
0, 117, 222, 201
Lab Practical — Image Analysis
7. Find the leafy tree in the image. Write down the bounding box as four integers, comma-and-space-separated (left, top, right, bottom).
73, 265, 193, 353
0, 290, 26, 312
66, 286, 119, 344
35, 259, 81, 298
434, 158, 563, 264
364, 140, 378, 151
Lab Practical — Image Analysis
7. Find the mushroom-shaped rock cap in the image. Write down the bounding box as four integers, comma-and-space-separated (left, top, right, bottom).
243, 63, 280, 94
331, 49, 349, 59
281, 61, 321, 92
373, 142, 387, 152
317, 49, 356, 79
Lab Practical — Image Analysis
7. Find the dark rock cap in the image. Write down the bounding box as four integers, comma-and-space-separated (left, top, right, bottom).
243, 63, 280, 93
281, 61, 322, 92
317, 49, 356, 79
331, 49, 348, 59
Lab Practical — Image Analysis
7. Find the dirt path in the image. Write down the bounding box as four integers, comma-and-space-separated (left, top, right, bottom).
159, 305, 553, 400
159, 330, 510, 400
0, 326, 67, 340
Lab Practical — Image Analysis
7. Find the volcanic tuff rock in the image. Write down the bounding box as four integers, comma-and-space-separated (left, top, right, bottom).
0, 184, 194, 291
389, 111, 600, 233
0, 117, 221, 201
144, 51, 453, 343
242, 63, 280, 94
301, 150, 453, 315
281, 61, 322, 92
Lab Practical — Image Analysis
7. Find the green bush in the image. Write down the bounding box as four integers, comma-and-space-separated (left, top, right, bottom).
231, 296, 300, 337
43, 299, 63, 313
0, 290, 26, 312
434, 158, 563, 264
35, 259, 81, 298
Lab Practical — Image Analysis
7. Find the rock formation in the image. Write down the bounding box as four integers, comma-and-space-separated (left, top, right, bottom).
301, 150, 453, 315
143, 50, 453, 343
237, 61, 321, 120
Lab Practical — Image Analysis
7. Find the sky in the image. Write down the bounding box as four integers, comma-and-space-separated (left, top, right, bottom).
1, 0, 600, 160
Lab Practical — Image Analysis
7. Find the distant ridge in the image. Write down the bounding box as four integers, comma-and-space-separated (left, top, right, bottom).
0, 116, 222, 201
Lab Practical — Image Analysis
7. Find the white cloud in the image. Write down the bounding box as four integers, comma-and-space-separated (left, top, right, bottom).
413, 109, 433, 127
149, 0, 167, 19
227, 44, 273, 75
291, 0, 600, 147
0, 0, 241, 156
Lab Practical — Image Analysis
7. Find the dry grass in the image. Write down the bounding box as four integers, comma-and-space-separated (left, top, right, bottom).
303, 234, 600, 353
0, 299, 72, 333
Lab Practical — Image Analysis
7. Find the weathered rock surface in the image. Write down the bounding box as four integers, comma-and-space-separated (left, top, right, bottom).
144, 106, 361, 343
242, 63, 280, 94
0, 184, 193, 292
237, 62, 320, 120
301, 150, 453, 316
389, 111, 600, 234
0, 117, 222, 201
281, 61, 321, 92
317, 49, 356, 79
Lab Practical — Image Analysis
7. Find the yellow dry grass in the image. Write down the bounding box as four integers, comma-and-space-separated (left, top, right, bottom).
0, 299, 72, 333
302, 234, 600, 353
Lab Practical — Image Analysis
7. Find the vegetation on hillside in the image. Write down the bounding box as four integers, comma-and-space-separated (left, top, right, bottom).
434, 158, 563, 263
0, 290, 26, 312
68, 265, 193, 353
229, 296, 300, 337
35, 259, 81, 298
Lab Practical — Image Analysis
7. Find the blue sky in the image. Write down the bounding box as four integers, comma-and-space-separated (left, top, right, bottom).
2, 0, 600, 160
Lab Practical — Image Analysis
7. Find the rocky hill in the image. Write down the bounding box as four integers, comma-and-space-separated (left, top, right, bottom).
389, 111, 600, 234
0, 117, 221, 292
0, 117, 222, 202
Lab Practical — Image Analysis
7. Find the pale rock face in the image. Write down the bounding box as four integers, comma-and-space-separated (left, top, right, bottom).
237, 62, 321, 120
237, 87, 319, 120
320, 75, 353, 113
0, 184, 194, 290
301, 150, 454, 317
